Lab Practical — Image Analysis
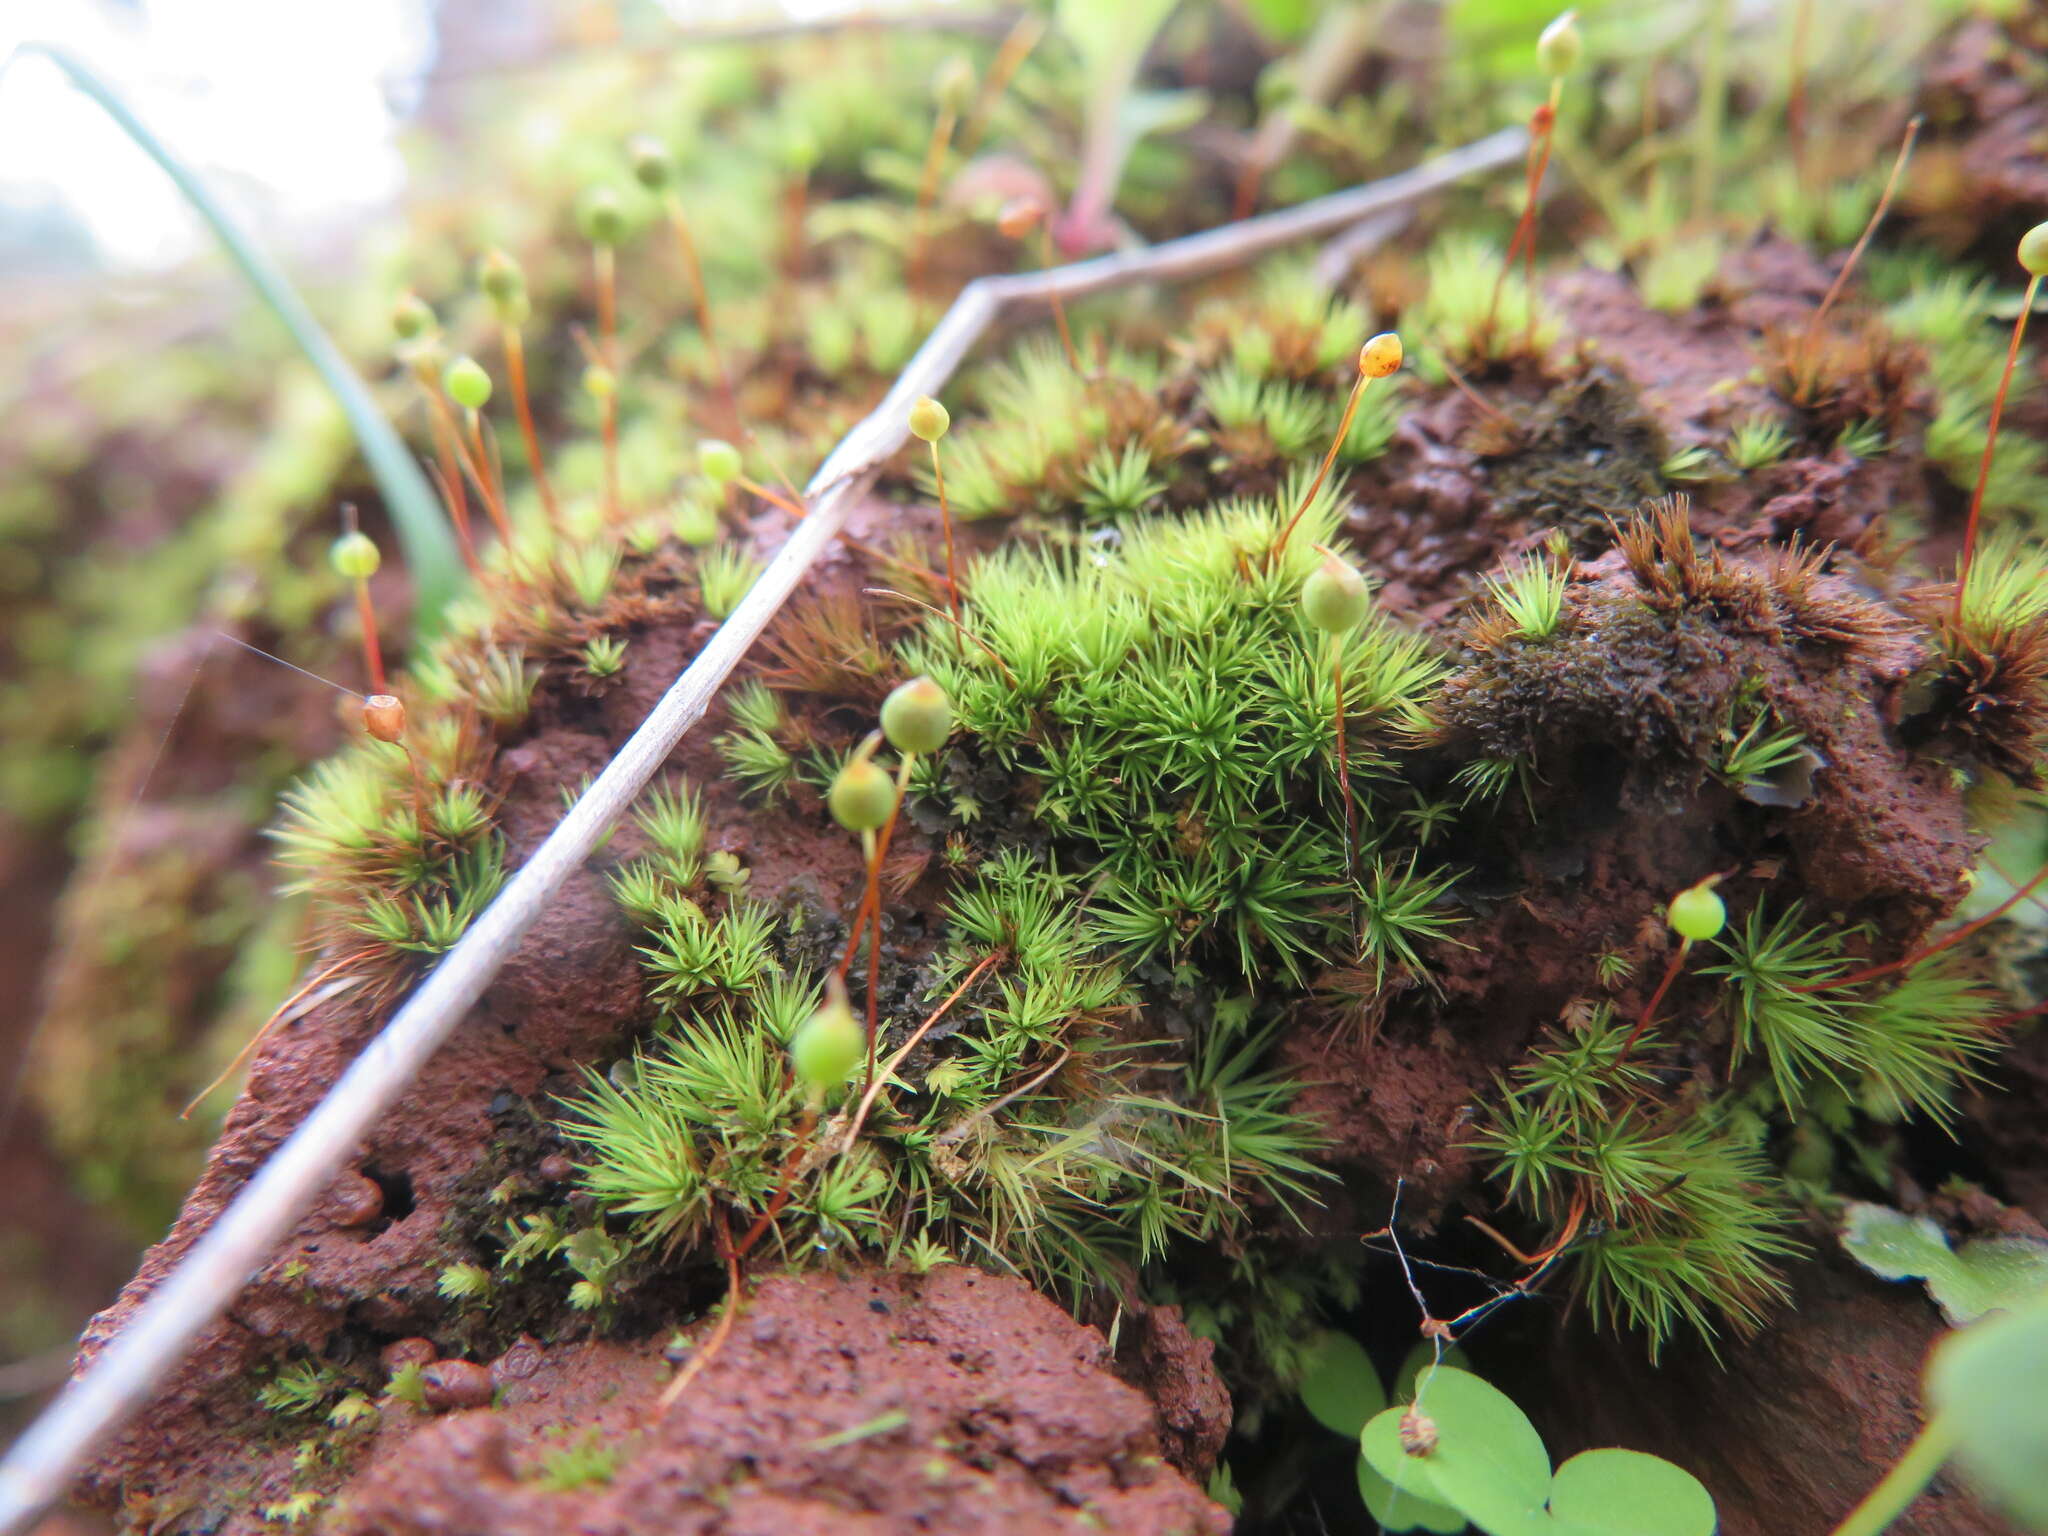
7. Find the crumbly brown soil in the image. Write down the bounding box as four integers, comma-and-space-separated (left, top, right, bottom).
66, 256, 2046, 1535
329, 1268, 1227, 1536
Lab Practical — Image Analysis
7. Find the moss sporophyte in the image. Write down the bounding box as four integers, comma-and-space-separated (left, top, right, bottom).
46, 22, 2048, 1532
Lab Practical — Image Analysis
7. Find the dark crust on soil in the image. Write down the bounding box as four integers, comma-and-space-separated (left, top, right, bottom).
328, 1267, 1228, 1536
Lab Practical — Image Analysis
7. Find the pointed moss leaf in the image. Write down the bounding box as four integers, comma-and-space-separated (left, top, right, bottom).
1841, 1203, 2048, 1325
1395, 1340, 1474, 1403
1359, 1453, 1469, 1533
1926, 1292, 2048, 1530
1547, 1450, 1716, 1536
1367, 1370, 1551, 1536
1299, 1330, 1386, 1436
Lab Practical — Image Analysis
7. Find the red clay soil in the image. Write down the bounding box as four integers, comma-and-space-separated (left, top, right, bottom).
329, 1267, 1228, 1535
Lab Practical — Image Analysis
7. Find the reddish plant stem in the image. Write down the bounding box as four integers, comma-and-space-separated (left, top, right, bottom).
1488, 87, 1559, 340
465, 412, 513, 543
1274, 372, 1368, 557
734, 475, 806, 518
862, 588, 1014, 683
1952, 270, 2041, 626
1794, 117, 1916, 403
1794, 858, 2048, 993
1620, 938, 1691, 1054
962, 11, 1043, 152
423, 392, 479, 572
1983, 997, 2048, 1030
658, 1212, 742, 1411
1517, 102, 1559, 346
907, 102, 960, 294
1039, 226, 1082, 374
501, 325, 559, 529
665, 198, 736, 432
845, 948, 1004, 1147
929, 440, 960, 618
734, 1110, 815, 1263
863, 828, 884, 1089
352, 579, 387, 694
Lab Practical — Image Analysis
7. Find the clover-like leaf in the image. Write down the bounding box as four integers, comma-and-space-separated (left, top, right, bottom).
1841, 1202, 2048, 1326
1363, 1369, 1550, 1536
1394, 1339, 1474, 1404
1299, 1330, 1387, 1437
1926, 1291, 2048, 1530
1548, 1449, 1716, 1536
1359, 1452, 1469, 1534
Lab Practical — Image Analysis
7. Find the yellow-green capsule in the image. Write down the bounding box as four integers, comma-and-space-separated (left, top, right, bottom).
908, 396, 950, 444
578, 186, 627, 247
1667, 883, 1725, 942
331, 531, 381, 581
392, 292, 436, 341
829, 753, 897, 833
700, 439, 743, 485
881, 677, 952, 756
1302, 550, 1370, 633
445, 356, 492, 411
628, 135, 672, 193
1536, 10, 1582, 78
478, 249, 529, 325
2019, 221, 2048, 279
790, 985, 864, 1095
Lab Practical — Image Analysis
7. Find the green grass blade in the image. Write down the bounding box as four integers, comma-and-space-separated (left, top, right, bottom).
11, 43, 463, 632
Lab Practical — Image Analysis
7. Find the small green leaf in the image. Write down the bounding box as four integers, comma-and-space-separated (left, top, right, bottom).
1841, 1202, 2048, 1326
1359, 1451, 1469, 1533
1926, 1292, 2048, 1530
1548, 1449, 1716, 1536
1395, 1340, 1475, 1404
1366, 1370, 1551, 1536
1300, 1330, 1387, 1436
1840, 1202, 1957, 1283
1362, 1407, 1457, 1509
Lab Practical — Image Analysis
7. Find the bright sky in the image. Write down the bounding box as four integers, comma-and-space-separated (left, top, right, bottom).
0, 0, 433, 270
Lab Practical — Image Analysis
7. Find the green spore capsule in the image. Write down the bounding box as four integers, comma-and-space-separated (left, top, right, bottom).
700, 439, 743, 485
578, 186, 627, 247
1301, 549, 1370, 633
1668, 883, 1726, 942
478, 249, 529, 325
331, 531, 381, 581
391, 292, 435, 341
908, 396, 950, 444
829, 754, 897, 833
790, 987, 864, 1095
881, 677, 952, 756
933, 56, 976, 114
582, 364, 617, 401
628, 135, 672, 193
2019, 221, 2048, 278
445, 356, 492, 411
1537, 10, 1582, 78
